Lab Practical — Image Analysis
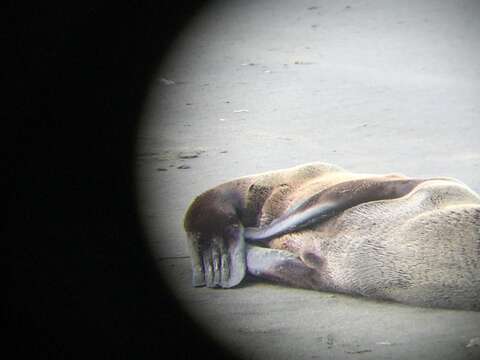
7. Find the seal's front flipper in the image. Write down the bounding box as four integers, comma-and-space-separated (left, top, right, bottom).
244, 202, 338, 242
189, 225, 246, 289
245, 177, 425, 242
184, 187, 248, 289
246, 245, 318, 289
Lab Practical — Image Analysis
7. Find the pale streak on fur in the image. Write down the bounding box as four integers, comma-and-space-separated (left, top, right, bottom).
185, 162, 480, 309
266, 176, 480, 309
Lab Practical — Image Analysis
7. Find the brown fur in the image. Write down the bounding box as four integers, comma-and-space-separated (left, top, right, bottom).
184, 162, 480, 310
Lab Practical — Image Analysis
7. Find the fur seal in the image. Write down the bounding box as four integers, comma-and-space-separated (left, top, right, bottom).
183, 162, 480, 310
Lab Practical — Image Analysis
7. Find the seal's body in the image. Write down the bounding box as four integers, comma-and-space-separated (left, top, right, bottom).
184, 163, 480, 310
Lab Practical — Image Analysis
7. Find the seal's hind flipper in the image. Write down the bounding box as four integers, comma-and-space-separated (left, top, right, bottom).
246, 245, 317, 289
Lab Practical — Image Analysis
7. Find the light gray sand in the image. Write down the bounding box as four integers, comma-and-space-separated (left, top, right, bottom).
136, 1, 480, 358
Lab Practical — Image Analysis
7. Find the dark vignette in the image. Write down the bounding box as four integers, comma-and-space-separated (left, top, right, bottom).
5, 1, 240, 359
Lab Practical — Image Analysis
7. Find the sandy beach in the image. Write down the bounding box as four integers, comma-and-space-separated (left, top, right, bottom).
136, 1, 480, 358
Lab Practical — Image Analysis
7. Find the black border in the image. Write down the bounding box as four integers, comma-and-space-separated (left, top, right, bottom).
6, 1, 239, 358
